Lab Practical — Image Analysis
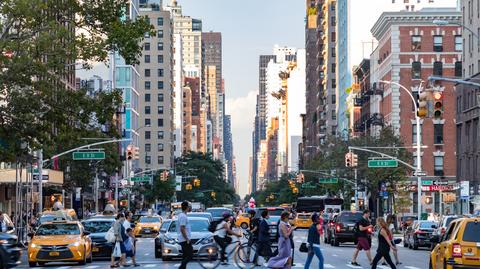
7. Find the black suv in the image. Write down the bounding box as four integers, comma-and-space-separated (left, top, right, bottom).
0, 233, 21, 268
329, 211, 363, 246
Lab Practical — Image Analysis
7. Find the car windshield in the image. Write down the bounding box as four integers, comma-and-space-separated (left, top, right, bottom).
168, 219, 209, 233
338, 212, 362, 223
139, 217, 161, 223
445, 217, 458, 227
269, 216, 281, 224
462, 222, 480, 242
207, 209, 232, 218
264, 209, 284, 216
419, 221, 436, 229
82, 221, 113, 233
36, 223, 80, 236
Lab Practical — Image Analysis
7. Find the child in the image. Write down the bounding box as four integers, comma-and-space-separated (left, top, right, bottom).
125, 228, 139, 267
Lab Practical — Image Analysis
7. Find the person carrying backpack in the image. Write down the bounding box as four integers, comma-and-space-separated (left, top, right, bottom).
351, 209, 373, 267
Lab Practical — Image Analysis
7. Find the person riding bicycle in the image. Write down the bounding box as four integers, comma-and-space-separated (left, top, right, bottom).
248, 210, 259, 245
213, 212, 242, 265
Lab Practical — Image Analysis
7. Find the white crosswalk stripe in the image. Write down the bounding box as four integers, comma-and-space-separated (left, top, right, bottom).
405, 267, 421, 269
378, 266, 390, 269
144, 264, 156, 268
346, 264, 362, 268
86, 266, 99, 269
293, 263, 304, 268
324, 264, 335, 268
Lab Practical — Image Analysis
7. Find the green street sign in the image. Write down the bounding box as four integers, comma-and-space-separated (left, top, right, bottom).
319, 178, 339, 184
368, 159, 398, 168
301, 183, 316, 189
422, 180, 433, 186
131, 176, 151, 182
72, 151, 105, 160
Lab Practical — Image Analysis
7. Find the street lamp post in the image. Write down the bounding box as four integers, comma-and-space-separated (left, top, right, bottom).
379, 80, 423, 221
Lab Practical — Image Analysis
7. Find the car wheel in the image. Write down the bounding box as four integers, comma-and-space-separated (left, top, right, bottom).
155, 246, 162, 259
28, 262, 36, 267
79, 249, 87, 265
240, 223, 249, 229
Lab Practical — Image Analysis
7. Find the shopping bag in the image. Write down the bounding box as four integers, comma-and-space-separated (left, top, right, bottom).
112, 242, 122, 257
299, 242, 309, 253
105, 227, 116, 243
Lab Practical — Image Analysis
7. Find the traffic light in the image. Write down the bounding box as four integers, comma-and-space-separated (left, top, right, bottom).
133, 147, 140, 160
185, 183, 192, 190
352, 153, 358, 167
193, 178, 200, 187
292, 187, 299, 194
211, 191, 216, 199
296, 173, 305, 183
417, 91, 428, 118
345, 152, 352, 167
126, 145, 134, 160
119, 200, 128, 207
433, 91, 443, 119
160, 170, 169, 181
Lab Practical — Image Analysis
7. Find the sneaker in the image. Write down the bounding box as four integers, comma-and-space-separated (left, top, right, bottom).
351, 261, 361, 266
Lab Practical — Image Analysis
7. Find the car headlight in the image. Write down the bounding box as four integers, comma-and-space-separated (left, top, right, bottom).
199, 236, 214, 244
30, 243, 40, 248
67, 242, 81, 247
154, 226, 159, 230
164, 237, 178, 244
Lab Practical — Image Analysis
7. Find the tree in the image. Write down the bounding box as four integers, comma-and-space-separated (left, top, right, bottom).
140, 173, 176, 205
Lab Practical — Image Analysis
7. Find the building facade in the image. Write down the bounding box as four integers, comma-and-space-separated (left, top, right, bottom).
370, 8, 461, 215
138, 2, 174, 170
336, 0, 351, 138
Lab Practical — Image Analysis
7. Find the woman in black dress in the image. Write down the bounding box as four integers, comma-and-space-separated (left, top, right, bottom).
371, 217, 397, 269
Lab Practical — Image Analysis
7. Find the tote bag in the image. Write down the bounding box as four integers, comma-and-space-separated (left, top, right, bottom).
112, 242, 122, 258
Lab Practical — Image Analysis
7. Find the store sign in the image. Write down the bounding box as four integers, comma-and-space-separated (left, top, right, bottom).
422, 185, 456, 192
442, 193, 456, 203
460, 181, 470, 199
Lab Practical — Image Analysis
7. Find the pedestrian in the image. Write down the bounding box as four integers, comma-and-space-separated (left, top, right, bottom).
351, 209, 373, 267
255, 210, 273, 264
177, 201, 192, 269
304, 213, 324, 269
371, 217, 397, 269
125, 228, 140, 267
213, 212, 242, 265
381, 217, 401, 266
123, 212, 132, 230
267, 212, 293, 269
111, 213, 129, 268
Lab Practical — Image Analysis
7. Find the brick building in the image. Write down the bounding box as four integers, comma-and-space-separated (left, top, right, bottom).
370, 8, 462, 215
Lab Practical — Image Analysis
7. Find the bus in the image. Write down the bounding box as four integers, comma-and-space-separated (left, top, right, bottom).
295, 196, 343, 213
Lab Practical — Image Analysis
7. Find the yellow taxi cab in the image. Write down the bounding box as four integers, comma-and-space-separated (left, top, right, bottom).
134, 215, 162, 237
235, 213, 250, 229
430, 217, 480, 269
28, 218, 92, 267
294, 213, 313, 229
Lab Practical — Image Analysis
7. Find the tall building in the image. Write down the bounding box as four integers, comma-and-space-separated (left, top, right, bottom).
369, 8, 461, 215
456, 0, 480, 213
202, 32, 222, 96
336, 0, 351, 138
224, 115, 235, 186
138, 2, 174, 170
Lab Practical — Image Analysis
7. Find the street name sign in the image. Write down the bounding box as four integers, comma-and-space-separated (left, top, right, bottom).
131, 176, 151, 182
368, 159, 398, 168
422, 180, 433, 186
319, 178, 339, 184
72, 151, 105, 160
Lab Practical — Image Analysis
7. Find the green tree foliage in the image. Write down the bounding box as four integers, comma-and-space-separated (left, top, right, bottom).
176, 152, 239, 207
248, 174, 298, 207
140, 174, 176, 205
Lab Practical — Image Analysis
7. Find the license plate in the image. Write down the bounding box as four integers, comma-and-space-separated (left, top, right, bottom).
144, 229, 151, 233
92, 247, 99, 252
477, 243, 480, 247
49, 251, 60, 256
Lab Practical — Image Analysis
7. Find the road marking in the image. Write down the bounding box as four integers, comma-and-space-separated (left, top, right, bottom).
346, 264, 362, 268
86, 266, 99, 269
325, 264, 335, 268
332, 254, 338, 257
174, 264, 180, 267
144, 265, 156, 268
378, 266, 390, 269
405, 267, 421, 269
293, 263, 304, 268
144, 253, 150, 256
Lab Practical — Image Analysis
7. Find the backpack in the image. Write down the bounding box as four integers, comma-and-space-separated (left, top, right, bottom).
208, 221, 218, 233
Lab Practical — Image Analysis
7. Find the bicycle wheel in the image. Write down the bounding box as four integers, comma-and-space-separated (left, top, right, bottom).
235, 243, 257, 269
197, 242, 221, 269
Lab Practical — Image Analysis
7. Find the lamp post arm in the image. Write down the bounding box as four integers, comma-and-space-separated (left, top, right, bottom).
348, 146, 416, 170
428, 76, 480, 87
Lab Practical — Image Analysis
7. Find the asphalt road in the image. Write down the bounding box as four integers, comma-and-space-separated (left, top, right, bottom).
17, 230, 430, 269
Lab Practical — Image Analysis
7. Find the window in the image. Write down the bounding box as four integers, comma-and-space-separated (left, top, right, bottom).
332, 79, 336, 88
157, 42, 164, 50
434, 124, 444, 144
158, 81, 164, 89
455, 61, 462, 77
145, 156, 151, 165
158, 93, 164, 102
145, 94, 151, 102
144, 55, 150, 63
332, 110, 336, 120
331, 47, 336, 57
331, 94, 336, 104
158, 55, 164, 63
433, 35, 443, 52
411, 35, 421, 51
157, 30, 163, 38
145, 143, 151, 152
145, 131, 151, 139
145, 106, 151, 114
145, 81, 151, 90
331, 63, 336, 73
144, 42, 150, 51
433, 61, 443, 76
145, 118, 151, 126
455, 35, 462, 51
157, 69, 164, 77
434, 156, 444, 176
158, 156, 164, 165
412, 61, 421, 79
158, 131, 164, 139
158, 106, 164, 114
158, 143, 164, 152
158, 119, 164, 127
157, 17, 163, 26
412, 123, 422, 144
144, 69, 151, 77
331, 32, 336, 42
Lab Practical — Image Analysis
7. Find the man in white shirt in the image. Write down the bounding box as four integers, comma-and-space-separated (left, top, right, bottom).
123, 212, 132, 230
177, 201, 192, 269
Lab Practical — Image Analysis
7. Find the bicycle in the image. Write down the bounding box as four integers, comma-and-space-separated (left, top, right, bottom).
197, 230, 259, 269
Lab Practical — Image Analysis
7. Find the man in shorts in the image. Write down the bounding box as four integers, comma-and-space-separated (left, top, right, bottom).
351, 209, 373, 266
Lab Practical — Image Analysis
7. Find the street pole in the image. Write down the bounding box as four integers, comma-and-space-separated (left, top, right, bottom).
94, 169, 99, 213
38, 149, 43, 213
354, 168, 358, 210
114, 172, 119, 209
127, 159, 131, 211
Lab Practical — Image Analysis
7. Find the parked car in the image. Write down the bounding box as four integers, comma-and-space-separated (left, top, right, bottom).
329, 211, 363, 246
81, 218, 115, 259
404, 220, 437, 250
431, 215, 459, 250
154, 217, 216, 261
400, 215, 418, 231
0, 232, 21, 268
430, 217, 480, 269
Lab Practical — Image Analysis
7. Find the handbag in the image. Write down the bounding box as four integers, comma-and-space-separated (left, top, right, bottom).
299, 242, 309, 253
112, 242, 122, 258
105, 227, 116, 243
393, 238, 402, 245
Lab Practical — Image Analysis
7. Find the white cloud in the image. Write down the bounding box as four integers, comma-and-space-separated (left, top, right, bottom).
226, 90, 257, 197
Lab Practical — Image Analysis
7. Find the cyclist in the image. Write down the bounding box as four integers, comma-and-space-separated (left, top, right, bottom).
214, 212, 242, 265
248, 210, 259, 245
